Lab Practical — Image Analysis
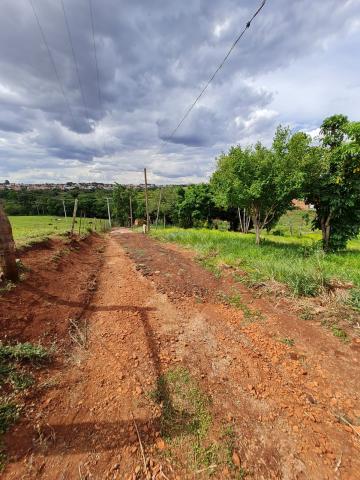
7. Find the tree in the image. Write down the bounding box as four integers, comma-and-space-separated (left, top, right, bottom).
113, 184, 133, 226
0, 203, 18, 281
211, 126, 307, 244
178, 184, 215, 228
303, 115, 360, 251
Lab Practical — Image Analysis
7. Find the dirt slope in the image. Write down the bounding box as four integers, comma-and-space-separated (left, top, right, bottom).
2, 229, 360, 479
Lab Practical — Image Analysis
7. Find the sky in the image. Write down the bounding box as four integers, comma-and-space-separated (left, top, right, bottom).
0, 0, 359, 185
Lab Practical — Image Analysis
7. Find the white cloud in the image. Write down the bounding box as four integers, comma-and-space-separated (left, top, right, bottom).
213, 18, 231, 38
0, 0, 359, 183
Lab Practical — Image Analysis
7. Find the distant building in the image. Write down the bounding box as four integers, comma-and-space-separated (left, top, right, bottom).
292, 199, 315, 210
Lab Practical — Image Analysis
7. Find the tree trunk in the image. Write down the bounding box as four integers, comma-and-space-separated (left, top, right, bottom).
320, 214, 331, 251
0, 204, 18, 282
252, 215, 261, 245
238, 207, 243, 232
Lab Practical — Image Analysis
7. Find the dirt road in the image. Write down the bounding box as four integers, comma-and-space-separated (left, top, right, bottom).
2, 229, 360, 479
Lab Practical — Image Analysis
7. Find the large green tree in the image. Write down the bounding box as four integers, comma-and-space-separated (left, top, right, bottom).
211, 126, 307, 244
178, 184, 215, 228
303, 115, 360, 251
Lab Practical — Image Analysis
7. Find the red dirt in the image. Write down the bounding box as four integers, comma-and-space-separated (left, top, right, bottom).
0, 235, 104, 347
1, 229, 360, 479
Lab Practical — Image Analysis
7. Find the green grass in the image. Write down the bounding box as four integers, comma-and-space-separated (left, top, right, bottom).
280, 337, 295, 347
149, 367, 213, 469
151, 227, 360, 297
0, 342, 49, 362
151, 367, 211, 440
149, 368, 249, 475
9, 215, 108, 247
0, 402, 20, 435
331, 326, 349, 342
218, 293, 263, 322
272, 209, 316, 237
0, 341, 51, 471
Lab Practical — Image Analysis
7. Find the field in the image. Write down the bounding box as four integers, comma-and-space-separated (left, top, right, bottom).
151, 223, 360, 297
9, 216, 108, 247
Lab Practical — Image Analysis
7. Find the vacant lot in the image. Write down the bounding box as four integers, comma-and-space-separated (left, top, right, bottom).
9, 216, 107, 247
151, 228, 360, 297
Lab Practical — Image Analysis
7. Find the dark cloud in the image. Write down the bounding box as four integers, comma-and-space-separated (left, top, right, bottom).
0, 0, 359, 183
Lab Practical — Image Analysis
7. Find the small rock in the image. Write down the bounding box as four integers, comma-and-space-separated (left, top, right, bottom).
232, 451, 241, 467
156, 438, 166, 450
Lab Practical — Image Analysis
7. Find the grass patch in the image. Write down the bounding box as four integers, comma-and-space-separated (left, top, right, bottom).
346, 288, 360, 312
0, 450, 6, 472
149, 369, 249, 475
9, 215, 100, 248
218, 293, 263, 322
0, 281, 16, 295
299, 307, 314, 321
0, 342, 49, 362
153, 367, 211, 439
280, 337, 295, 347
149, 367, 213, 469
151, 228, 360, 297
331, 326, 349, 342
0, 341, 51, 468
9, 372, 34, 391
0, 401, 19, 435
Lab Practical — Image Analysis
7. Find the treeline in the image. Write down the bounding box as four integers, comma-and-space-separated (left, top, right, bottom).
2, 114, 359, 252
0, 188, 110, 218
112, 183, 240, 230
114, 114, 360, 251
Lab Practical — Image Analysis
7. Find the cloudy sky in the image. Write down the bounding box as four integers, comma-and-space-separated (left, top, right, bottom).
0, 0, 359, 185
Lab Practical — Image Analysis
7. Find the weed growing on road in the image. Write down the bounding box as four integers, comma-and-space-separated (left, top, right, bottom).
149, 367, 214, 470
299, 307, 314, 321
331, 326, 349, 342
280, 337, 295, 347
218, 292, 264, 323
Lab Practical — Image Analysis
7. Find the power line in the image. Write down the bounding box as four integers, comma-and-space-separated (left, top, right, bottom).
88, 0, 103, 115
28, 0, 76, 129
169, 0, 267, 139
60, 0, 90, 120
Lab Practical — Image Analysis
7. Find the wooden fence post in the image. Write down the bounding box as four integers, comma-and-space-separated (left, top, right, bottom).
71, 199, 78, 235
144, 168, 150, 233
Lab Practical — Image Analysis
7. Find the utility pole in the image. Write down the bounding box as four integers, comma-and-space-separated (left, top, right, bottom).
144, 168, 150, 233
71, 198, 78, 235
62, 199, 67, 218
129, 195, 133, 228
105, 197, 112, 228
155, 187, 162, 228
